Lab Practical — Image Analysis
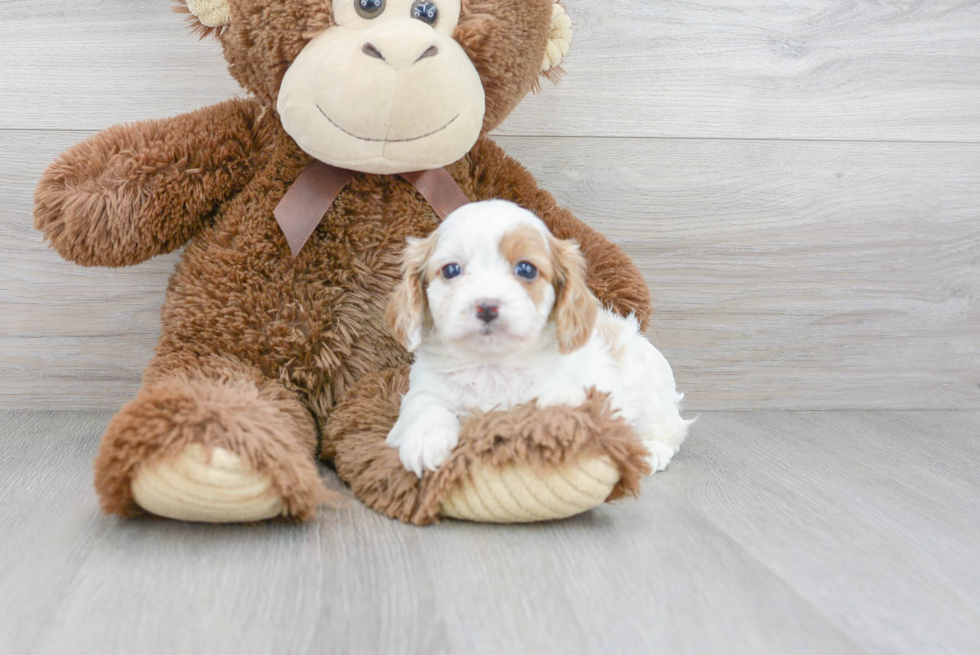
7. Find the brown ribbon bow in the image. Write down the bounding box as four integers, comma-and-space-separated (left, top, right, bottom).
273, 160, 471, 257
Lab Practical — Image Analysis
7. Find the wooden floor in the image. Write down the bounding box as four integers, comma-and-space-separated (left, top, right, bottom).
1, 410, 978, 655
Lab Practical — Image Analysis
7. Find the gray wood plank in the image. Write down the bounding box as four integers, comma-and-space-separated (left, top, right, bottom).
404, 500, 865, 655
3, 411, 980, 653
498, 136, 980, 411
0, 411, 117, 655
2, 410, 902, 655
0, 1, 243, 133
1, 1, 979, 141
3, 132, 978, 410
661, 411, 980, 655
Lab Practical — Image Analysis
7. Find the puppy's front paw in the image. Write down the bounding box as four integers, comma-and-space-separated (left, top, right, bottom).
536, 386, 589, 409
390, 414, 461, 478
643, 440, 679, 473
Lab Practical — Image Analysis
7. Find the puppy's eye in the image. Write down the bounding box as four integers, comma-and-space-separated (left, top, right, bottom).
411, 0, 439, 25
355, 0, 386, 19
442, 263, 462, 279
515, 261, 538, 280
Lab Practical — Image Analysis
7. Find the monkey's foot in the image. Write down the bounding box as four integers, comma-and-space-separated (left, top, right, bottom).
131, 444, 284, 523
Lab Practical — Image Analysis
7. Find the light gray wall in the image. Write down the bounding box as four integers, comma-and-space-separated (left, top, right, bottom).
1, 0, 978, 410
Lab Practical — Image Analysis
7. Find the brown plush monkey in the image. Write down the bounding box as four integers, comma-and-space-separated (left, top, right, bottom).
34, 0, 653, 524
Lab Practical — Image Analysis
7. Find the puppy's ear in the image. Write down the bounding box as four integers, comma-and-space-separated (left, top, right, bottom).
386, 235, 435, 353
550, 236, 599, 354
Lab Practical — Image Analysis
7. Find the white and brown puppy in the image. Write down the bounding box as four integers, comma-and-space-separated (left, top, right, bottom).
385, 200, 690, 476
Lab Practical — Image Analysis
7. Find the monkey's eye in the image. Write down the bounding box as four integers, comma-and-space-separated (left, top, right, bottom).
515, 262, 538, 280
411, 0, 439, 25
442, 263, 462, 279
355, 0, 386, 19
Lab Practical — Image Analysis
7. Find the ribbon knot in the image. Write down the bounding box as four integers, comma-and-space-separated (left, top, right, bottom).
273, 161, 471, 257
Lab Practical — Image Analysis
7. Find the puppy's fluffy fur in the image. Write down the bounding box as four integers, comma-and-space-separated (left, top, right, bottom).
386, 200, 690, 476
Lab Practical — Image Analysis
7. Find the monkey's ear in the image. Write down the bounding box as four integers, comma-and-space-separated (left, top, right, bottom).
541, 2, 573, 82
175, 0, 231, 36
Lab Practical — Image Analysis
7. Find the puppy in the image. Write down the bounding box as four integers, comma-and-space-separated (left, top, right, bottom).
385, 200, 690, 477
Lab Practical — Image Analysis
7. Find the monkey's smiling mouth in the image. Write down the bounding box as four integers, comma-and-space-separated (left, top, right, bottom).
317, 105, 459, 143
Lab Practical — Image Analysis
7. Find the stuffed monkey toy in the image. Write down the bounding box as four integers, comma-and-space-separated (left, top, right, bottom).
34, 0, 654, 524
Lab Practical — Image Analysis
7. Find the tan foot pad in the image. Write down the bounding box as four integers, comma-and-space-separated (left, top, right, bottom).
439, 455, 620, 523
131, 444, 283, 523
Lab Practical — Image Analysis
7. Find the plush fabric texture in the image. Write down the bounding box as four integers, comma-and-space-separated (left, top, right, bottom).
438, 457, 621, 523
35, 0, 655, 523
179, 0, 552, 135
178, 0, 570, 91
130, 444, 286, 523
34, 99, 268, 267
276, 4, 488, 174
326, 368, 652, 525
183, 0, 231, 28
542, 3, 572, 74
94, 359, 336, 521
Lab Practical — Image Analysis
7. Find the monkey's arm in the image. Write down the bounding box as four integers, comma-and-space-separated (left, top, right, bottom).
34, 98, 267, 267
465, 137, 653, 328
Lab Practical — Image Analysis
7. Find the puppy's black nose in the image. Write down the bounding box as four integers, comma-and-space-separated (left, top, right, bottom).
476, 303, 499, 323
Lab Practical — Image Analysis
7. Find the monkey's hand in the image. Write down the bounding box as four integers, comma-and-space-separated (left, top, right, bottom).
34, 98, 267, 267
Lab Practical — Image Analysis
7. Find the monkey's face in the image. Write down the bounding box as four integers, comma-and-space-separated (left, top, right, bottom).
182, 0, 558, 175
277, 0, 485, 174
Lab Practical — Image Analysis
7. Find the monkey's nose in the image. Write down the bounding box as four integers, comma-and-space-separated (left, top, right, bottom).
476, 303, 499, 324
361, 42, 439, 68
362, 43, 385, 60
